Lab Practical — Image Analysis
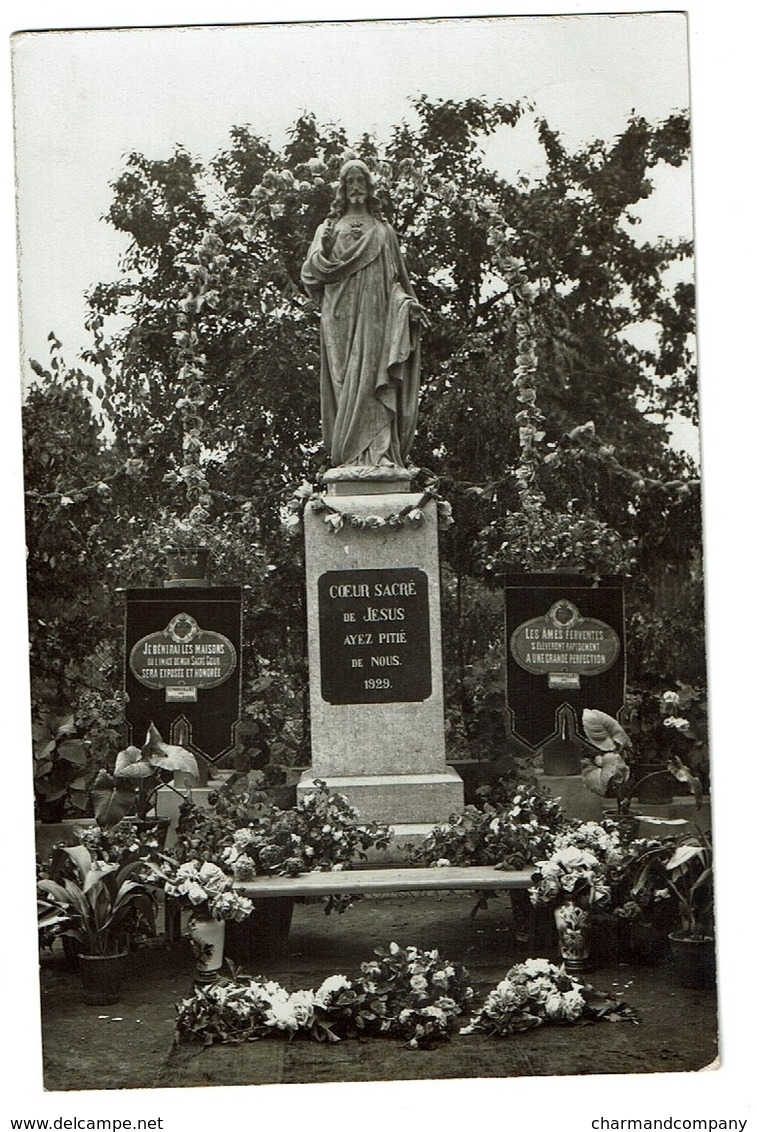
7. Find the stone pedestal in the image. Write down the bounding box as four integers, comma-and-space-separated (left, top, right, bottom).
299, 491, 463, 826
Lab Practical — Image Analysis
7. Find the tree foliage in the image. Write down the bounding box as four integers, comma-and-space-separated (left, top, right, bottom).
22, 96, 703, 793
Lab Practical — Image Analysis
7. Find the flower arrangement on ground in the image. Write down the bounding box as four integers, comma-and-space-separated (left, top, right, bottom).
460, 957, 636, 1037
174, 941, 474, 1049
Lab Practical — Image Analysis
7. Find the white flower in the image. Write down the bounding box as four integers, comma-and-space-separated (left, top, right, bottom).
288, 989, 316, 1028
522, 958, 557, 978
661, 690, 680, 706
315, 974, 351, 1005
293, 481, 314, 501
561, 989, 585, 1021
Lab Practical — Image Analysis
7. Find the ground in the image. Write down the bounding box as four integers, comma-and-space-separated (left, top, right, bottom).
37, 892, 718, 1092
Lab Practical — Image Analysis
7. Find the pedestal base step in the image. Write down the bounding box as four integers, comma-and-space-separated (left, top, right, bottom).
297, 768, 464, 825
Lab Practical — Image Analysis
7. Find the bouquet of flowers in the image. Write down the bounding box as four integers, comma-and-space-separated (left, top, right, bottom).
461, 957, 635, 1037
163, 860, 254, 922
175, 942, 474, 1049
529, 845, 611, 908
175, 780, 390, 901
553, 821, 625, 867
410, 781, 564, 869
349, 942, 474, 1047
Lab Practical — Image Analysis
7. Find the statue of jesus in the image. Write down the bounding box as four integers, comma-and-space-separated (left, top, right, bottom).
301, 159, 428, 471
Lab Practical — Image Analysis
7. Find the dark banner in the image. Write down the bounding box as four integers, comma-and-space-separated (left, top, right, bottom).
318, 567, 432, 705
124, 587, 243, 761
504, 573, 625, 750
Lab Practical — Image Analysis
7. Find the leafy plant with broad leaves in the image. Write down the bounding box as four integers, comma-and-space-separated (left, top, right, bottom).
37, 843, 160, 956
32, 709, 89, 816
92, 722, 199, 826
581, 707, 702, 815
629, 823, 714, 939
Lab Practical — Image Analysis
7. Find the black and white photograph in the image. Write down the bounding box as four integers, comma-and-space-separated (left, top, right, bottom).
4, 3, 751, 1126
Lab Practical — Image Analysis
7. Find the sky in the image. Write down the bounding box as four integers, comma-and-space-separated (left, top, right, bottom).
3, 3, 755, 1128
12, 13, 694, 383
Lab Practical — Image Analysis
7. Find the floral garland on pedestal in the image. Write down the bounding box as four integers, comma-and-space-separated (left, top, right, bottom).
281, 478, 453, 536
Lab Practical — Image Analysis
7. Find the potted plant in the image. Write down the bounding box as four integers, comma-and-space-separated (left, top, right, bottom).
581, 708, 702, 825
32, 707, 89, 823
630, 824, 715, 987
623, 686, 708, 803
37, 843, 161, 1003
92, 722, 199, 839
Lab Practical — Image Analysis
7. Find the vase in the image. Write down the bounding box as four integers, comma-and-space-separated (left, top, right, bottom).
78, 951, 130, 1005
163, 546, 210, 588
668, 930, 717, 989
188, 912, 225, 982
553, 897, 592, 972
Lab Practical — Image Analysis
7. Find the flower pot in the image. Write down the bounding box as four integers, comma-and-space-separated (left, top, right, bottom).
634, 767, 676, 804
36, 796, 66, 824
668, 930, 716, 989
78, 952, 130, 1005
130, 816, 171, 848
163, 546, 210, 588
188, 913, 226, 982
224, 897, 295, 962
602, 809, 641, 840
542, 740, 582, 777
554, 897, 591, 972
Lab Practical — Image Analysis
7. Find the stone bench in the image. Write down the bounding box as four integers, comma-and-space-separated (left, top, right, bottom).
166, 866, 536, 947
234, 864, 533, 900
225, 865, 536, 952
